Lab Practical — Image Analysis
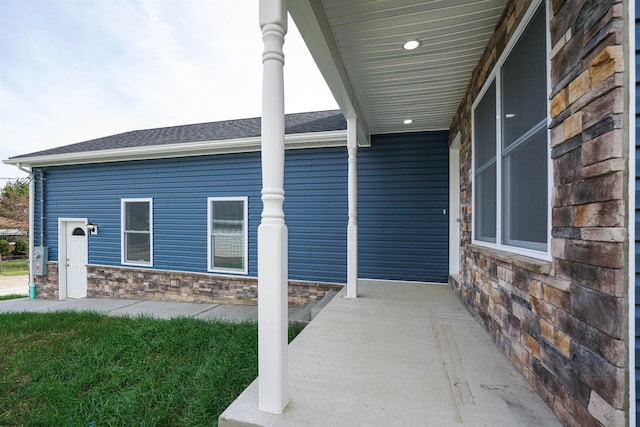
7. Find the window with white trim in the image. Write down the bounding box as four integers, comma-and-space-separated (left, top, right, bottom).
208, 197, 248, 274
473, 2, 549, 256
122, 198, 153, 266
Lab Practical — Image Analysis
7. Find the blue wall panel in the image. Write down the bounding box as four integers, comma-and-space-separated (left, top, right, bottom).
34, 148, 348, 283
33, 130, 449, 285
286, 149, 348, 282
358, 131, 449, 283
36, 153, 260, 273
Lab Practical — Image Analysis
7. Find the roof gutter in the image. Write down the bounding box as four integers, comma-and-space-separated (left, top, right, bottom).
3, 129, 348, 168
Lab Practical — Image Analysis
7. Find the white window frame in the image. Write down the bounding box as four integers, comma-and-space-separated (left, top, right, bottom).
207, 196, 248, 274
471, 0, 552, 260
121, 198, 153, 266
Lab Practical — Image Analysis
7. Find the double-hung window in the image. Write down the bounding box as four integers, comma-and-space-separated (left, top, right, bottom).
208, 197, 248, 274
473, 2, 549, 256
122, 198, 153, 266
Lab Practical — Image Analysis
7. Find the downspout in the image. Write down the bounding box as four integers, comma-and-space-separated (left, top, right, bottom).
37, 170, 45, 300
16, 163, 35, 299
38, 170, 45, 249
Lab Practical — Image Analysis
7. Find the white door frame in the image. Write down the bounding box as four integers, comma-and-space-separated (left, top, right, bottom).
449, 134, 461, 277
58, 217, 88, 300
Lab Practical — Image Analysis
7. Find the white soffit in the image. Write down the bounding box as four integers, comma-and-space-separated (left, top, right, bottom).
290, 0, 507, 134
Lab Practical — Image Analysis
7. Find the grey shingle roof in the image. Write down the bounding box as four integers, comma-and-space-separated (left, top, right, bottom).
10, 110, 345, 159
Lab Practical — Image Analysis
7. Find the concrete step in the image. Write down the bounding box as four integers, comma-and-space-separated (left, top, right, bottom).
288, 290, 337, 325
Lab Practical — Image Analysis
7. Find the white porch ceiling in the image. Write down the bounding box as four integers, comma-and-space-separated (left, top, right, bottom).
290, 0, 508, 138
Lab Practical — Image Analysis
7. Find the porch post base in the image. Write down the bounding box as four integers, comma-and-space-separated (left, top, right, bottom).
258, 223, 289, 413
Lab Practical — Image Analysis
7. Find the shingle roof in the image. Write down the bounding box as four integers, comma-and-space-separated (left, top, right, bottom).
10, 110, 345, 160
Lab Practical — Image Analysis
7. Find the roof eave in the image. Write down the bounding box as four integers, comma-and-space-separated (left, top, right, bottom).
3, 130, 347, 168
288, 1, 370, 147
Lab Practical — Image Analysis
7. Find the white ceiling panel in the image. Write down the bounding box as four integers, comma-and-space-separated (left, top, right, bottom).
291, 0, 507, 135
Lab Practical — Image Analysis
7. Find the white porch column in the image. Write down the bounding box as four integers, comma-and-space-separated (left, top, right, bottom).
258, 0, 288, 414
346, 118, 358, 298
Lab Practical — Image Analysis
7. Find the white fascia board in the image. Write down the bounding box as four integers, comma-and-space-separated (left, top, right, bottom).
288, 1, 370, 147
3, 130, 347, 167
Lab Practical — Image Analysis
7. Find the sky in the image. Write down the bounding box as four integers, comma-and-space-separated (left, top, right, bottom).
0, 0, 338, 187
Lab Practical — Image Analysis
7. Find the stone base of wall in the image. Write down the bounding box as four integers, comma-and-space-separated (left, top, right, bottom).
33, 263, 342, 306
76, 265, 340, 307
33, 262, 59, 300
456, 245, 626, 426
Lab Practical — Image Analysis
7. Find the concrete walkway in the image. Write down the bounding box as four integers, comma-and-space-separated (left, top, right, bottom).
0, 274, 29, 296
220, 280, 561, 426
0, 277, 562, 425
0, 275, 303, 322
0, 296, 278, 322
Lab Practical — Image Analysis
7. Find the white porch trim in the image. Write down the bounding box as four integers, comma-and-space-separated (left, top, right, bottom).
288, 2, 370, 147
346, 117, 358, 298
3, 130, 347, 168
626, 0, 636, 423
449, 133, 461, 276
258, 0, 289, 414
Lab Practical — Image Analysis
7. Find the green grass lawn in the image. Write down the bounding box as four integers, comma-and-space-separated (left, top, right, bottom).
0, 311, 304, 426
0, 259, 29, 276
0, 294, 27, 301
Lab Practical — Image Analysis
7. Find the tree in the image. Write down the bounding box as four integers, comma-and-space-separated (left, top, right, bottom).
0, 180, 29, 227
14, 239, 28, 256
0, 240, 10, 257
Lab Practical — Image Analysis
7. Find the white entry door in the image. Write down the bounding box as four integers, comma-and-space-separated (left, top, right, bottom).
65, 221, 88, 298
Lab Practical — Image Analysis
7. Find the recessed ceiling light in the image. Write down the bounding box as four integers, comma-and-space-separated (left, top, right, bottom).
403, 40, 420, 51
403, 119, 413, 125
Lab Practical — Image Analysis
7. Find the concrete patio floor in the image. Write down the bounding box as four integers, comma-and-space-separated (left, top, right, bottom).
220, 280, 561, 426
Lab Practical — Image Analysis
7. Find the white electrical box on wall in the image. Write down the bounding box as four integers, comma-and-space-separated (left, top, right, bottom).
33, 246, 49, 276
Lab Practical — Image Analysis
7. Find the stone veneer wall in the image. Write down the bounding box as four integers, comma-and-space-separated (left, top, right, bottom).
449, 0, 628, 426
33, 262, 59, 300
35, 262, 341, 307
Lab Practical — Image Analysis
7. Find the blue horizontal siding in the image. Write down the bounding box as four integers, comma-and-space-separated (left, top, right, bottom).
33, 130, 450, 285
39, 153, 260, 275
35, 148, 348, 283
358, 131, 449, 283
285, 149, 348, 282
